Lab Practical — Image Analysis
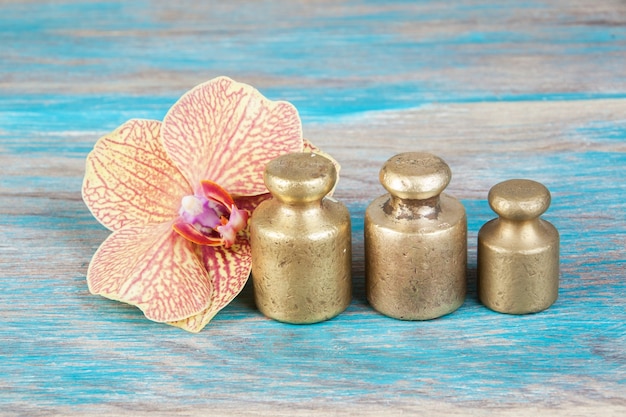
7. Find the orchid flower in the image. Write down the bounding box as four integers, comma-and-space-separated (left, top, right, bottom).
82, 76, 331, 332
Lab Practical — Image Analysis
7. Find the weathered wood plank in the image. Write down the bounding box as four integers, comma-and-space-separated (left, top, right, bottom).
0, 0, 625, 416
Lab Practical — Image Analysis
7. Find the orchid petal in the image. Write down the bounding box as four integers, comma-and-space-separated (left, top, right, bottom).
82, 119, 191, 231
167, 236, 252, 332
161, 76, 303, 196
87, 222, 213, 322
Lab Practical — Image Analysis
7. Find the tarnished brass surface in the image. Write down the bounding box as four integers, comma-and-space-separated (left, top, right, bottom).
477, 179, 560, 314
250, 153, 352, 324
365, 152, 467, 320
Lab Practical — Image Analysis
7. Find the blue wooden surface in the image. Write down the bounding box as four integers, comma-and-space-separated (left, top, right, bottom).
1, 1, 625, 415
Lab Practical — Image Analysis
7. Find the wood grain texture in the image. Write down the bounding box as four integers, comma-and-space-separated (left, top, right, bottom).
1, 0, 625, 416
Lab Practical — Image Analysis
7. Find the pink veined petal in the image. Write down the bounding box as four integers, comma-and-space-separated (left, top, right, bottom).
167, 235, 252, 332
82, 119, 191, 231
87, 222, 213, 323
161, 76, 304, 196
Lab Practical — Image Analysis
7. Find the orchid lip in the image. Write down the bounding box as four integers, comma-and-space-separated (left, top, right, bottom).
174, 181, 249, 247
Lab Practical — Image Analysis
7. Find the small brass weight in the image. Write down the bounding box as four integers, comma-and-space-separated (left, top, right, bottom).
365, 152, 467, 320
250, 152, 352, 324
477, 179, 559, 314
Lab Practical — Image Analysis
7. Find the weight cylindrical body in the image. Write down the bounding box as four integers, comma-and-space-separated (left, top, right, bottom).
365, 194, 466, 320
250, 152, 352, 324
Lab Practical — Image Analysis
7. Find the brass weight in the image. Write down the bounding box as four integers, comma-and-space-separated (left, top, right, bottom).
477, 179, 559, 314
365, 152, 467, 320
250, 152, 352, 324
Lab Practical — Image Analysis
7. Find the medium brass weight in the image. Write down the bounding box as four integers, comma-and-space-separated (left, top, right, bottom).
477, 179, 560, 314
250, 152, 352, 324
365, 152, 467, 320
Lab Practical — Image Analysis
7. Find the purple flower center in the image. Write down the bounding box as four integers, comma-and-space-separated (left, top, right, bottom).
173, 181, 249, 248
